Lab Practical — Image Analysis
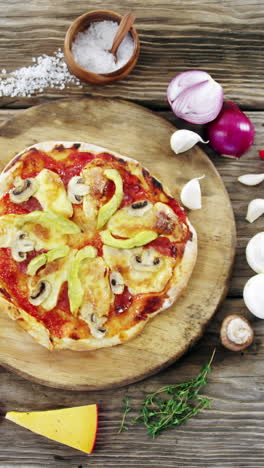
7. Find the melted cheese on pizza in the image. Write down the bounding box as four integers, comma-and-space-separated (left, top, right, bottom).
103, 245, 175, 294
107, 204, 156, 237
107, 201, 184, 241
0, 213, 71, 252
0, 143, 193, 348
31, 254, 73, 311
79, 258, 112, 337
72, 167, 107, 237
34, 169, 73, 217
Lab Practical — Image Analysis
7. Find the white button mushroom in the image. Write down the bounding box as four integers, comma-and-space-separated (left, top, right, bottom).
132, 249, 162, 272
9, 178, 37, 203
243, 273, 264, 319
29, 280, 51, 306
67, 176, 89, 204
89, 313, 107, 339
220, 314, 254, 351
110, 271, 125, 295
11, 231, 35, 262
126, 200, 153, 217
246, 232, 264, 273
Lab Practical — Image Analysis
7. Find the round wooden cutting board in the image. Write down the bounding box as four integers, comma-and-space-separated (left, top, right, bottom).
0, 98, 235, 390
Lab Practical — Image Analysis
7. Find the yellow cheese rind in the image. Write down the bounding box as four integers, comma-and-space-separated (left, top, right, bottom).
6, 404, 98, 454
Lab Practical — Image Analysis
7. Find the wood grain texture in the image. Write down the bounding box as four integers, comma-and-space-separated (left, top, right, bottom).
0, 108, 262, 297
0, 300, 263, 468
0, 0, 263, 108
0, 97, 235, 390
0, 0, 263, 461
0, 109, 262, 468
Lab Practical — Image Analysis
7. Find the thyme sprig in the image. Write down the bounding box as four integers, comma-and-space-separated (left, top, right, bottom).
118, 395, 131, 433
119, 349, 215, 438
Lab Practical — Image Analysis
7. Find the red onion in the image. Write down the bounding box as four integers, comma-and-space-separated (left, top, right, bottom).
259, 150, 264, 160
167, 70, 224, 124
207, 102, 255, 158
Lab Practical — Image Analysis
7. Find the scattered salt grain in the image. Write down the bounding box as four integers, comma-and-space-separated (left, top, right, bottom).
0, 49, 82, 97
71, 20, 134, 74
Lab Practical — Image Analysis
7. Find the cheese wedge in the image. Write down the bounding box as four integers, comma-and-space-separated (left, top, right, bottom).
6, 404, 98, 454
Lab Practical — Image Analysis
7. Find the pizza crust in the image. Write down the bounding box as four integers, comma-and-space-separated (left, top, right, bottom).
0, 141, 197, 351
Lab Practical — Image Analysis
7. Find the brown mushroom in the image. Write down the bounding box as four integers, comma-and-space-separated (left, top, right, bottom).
220, 314, 254, 351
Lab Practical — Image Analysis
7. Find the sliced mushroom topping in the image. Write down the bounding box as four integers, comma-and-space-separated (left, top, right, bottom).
127, 200, 153, 217
67, 176, 89, 204
11, 231, 35, 262
88, 313, 107, 339
132, 249, 162, 272
29, 280, 51, 306
110, 271, 125, 294
9, 178, 37, 203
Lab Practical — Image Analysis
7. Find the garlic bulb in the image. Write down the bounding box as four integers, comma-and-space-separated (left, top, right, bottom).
238, 173, 264, 186
243, 273, 264, 319
246, 199, 264, 223
170, 130, 208, 154
246, 232, 264, 273
180, 176, 205, 210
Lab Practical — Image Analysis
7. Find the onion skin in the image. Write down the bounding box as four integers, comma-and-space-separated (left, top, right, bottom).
207, 102, 255, 158
167, 70, 224, 125
259, 150, 264, 160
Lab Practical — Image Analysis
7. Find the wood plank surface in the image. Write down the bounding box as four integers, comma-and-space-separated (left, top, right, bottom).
0, 0, 263, 108
0, 108, 263, 467
1, 0, 264, 466
0, 108, 262, 297
0, 98, 235, 390
0, 299, 263, 468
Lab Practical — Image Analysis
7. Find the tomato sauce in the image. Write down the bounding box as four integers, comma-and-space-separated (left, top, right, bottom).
0, 248, 39, 316
42, 310, 68, 338
167, 198, 187, 222
120, 171, 148, 207
1, 193, 42, 215
55, 282, 70, 314
16, 249, 46, 274
146, 236, 177, 258
20, 149, 58, 179
114, 286, 133, 315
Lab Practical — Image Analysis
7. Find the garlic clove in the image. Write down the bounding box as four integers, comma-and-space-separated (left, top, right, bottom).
246, 232, 264, 273
243, 273, 264, 319
246, 198, 264, 223
238, 173, 264, 186
180, 176, 205, 210
170, 129, 208, 154
220, 314, 254, 351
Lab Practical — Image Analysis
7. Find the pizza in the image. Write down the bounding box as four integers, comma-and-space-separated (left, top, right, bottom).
0, 141, 197, 351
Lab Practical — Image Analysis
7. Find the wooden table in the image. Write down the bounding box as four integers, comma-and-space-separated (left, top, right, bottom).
0, 1, 263, 466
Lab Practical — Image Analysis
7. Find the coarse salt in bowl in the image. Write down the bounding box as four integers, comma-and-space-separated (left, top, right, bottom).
64, 10, 140, 85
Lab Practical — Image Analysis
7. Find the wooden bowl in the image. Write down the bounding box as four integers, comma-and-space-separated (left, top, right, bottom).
64, 10, 140, 85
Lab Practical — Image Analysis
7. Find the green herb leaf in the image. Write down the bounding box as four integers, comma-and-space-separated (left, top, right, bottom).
118, 395, 131, 433
119, 349, 215, 438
